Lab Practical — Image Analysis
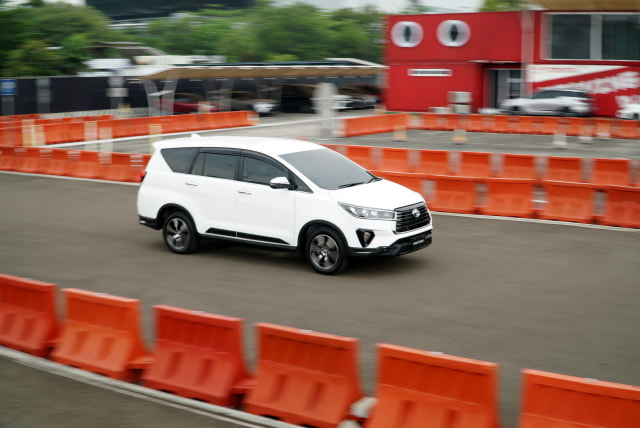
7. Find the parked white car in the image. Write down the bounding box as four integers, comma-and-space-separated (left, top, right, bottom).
137, 136, 433, 274
616, 103, 640, 120
500, 89, 594, 117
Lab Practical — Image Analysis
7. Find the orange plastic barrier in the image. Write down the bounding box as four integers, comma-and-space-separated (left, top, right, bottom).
366, 344, 501, 428
419, 113, 438, 130
40, 148, 71, 176
415, 150, 451, 177
0, 125, 23, 146
595, 118, 611, 138
518, 369, 640, 428
597, 185, 640, 228
517, 116, 534, 134
341, 114, 409, 137
467, 114, 484, 132
244, 323, 363, 428
0, 146, 15, 170
538, 181, 596, 224
427, 176, 478, 214
14, 147, 43, 174
543, 156, 583, 183
456, 151, 493, 178
347, 145, 380, 170
479, 178, 536, 218
590, 158, 632, 187
142, 305, 253, 407
100, 152, 150, 182
500, 154, 538, 180
65, 150, 105, 180
375, 171, 425, 195
51, 288, 152, 381
0, 274, 59, 357
378, 147, 412, 173
615, 119, 640, 139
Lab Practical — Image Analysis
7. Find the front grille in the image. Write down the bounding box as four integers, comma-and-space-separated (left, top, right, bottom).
395, 202, 430, 233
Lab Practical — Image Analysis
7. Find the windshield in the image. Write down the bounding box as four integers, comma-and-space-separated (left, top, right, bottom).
281, 148, 378, 190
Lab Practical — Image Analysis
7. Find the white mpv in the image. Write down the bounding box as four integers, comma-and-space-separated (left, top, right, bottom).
137, 135, 433, 274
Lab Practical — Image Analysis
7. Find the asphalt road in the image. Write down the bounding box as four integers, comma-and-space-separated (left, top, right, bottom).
1, 170, 639, 428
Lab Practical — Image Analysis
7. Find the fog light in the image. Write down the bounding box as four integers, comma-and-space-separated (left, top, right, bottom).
357, 229, 375, 247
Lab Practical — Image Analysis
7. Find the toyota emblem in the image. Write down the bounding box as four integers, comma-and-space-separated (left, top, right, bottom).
411, 208, 420, 218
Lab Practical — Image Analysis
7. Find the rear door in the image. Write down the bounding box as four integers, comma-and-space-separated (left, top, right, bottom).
235, 152, 296, 246
186, 149, 240, 237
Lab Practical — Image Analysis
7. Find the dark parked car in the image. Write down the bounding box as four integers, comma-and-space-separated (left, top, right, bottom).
156, 93, 219, 114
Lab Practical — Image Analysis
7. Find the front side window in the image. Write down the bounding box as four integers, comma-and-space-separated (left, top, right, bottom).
242, 156, 287, 185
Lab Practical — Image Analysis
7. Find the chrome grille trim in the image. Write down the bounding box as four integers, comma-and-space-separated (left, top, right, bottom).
395, 202, 430, 233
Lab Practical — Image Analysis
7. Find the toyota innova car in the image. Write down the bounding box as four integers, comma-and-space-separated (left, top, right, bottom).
137, 136, 432, 274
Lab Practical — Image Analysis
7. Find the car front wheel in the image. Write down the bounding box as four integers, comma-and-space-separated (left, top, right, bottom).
163, 212, 199, 254
306, 227, 348, 275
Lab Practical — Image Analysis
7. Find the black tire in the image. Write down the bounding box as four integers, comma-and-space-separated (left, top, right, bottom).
306, 226, 348, 275
162, 211, 199, 254
561, 107, 573, 117
508, 106, 519, 115
633, 114, 639, 120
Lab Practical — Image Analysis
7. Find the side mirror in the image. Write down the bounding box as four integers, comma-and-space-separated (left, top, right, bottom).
269, 176, 293, 190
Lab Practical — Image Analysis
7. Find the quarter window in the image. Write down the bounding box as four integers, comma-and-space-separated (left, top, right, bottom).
161, 148, 199, 173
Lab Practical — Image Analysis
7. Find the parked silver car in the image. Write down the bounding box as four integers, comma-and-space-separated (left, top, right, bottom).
500, 89, 594, 117
616, 103, 640, 120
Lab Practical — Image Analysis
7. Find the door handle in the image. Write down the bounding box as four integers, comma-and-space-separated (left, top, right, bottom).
185, 181, 198, 187
238, 189, 252, 195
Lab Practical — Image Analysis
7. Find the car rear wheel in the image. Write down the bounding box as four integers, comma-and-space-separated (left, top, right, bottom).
508, 106, 520, 115
306, 227, 348, 275
163, 212, 199, 254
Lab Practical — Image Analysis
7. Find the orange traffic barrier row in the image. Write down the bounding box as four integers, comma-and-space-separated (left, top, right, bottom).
339, 113, 409, 137
2, 273, 640, 427
142, 305, 253, 407
50, 288, 153, 381
344, 147, 637, 188
244, 323, 364, 428
366, 344, 501, 428
0, 146, 150, 182
0, 112, 254, 146
371, 170, 640, 227
0, 274, 59, 357
409, 113, 640, 139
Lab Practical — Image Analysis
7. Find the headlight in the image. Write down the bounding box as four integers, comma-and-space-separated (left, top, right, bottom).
339, 203, 395, 220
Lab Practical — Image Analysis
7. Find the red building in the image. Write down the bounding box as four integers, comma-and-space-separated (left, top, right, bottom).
384, 1, 640, 117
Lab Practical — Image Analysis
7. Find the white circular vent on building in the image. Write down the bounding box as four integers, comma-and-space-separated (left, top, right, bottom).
391, 21, 424, 48
437, 20, 470, 47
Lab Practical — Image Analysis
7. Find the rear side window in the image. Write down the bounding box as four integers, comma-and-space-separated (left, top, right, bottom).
161, 148, 199, 173
192, 152, 238, 180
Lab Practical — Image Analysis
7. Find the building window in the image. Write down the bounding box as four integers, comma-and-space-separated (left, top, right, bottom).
602, 15, 640, 60
549, 13, 640, 61
550, 14, 591, 60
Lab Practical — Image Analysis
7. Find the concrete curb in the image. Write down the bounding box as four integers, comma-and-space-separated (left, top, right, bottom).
0, 346, 302, 428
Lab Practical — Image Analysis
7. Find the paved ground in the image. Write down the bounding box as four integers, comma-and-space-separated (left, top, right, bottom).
1, 113, 640, 428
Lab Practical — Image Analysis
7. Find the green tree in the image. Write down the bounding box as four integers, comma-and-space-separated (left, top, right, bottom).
60, 33, 91, 75
480, 0, 528, 11
23, 3, 114, 47
2, 40, 65, 77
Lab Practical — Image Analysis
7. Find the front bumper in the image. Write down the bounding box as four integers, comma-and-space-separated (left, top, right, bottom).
348, 230, 432, 257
